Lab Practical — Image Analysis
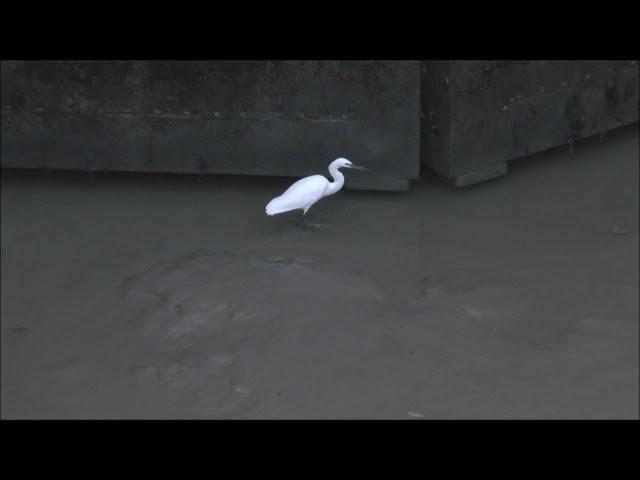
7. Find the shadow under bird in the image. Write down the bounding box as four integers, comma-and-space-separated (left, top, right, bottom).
265, 157, 367, 226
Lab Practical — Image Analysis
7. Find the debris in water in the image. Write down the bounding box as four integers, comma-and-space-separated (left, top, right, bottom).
461, 305, 483, 319
610, 225, 628, 236
294, 256, 314, 264
235, 386, 252, 395
407, 412, 424, 418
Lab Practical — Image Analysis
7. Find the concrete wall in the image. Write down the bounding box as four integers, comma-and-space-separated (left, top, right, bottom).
3, 60, 638, 190
1, 60, 421, 190
421, 60, 640, 186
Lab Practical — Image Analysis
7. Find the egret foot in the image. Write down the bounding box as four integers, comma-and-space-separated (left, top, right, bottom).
300, 217, 328, 229
306, 221, 328, 229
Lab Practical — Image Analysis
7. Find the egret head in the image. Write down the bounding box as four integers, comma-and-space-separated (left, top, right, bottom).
333, 157, 367, 170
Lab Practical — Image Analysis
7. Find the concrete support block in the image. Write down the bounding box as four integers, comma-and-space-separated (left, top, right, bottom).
421, 60, 639, 186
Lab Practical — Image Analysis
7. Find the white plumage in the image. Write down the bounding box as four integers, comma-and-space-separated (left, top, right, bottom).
265, 158, 366, 217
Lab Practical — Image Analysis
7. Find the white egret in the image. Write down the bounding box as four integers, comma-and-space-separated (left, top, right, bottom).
265, 157, 367, 225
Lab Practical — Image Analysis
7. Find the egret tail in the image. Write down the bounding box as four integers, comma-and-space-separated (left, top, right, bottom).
266, 196, 294, 216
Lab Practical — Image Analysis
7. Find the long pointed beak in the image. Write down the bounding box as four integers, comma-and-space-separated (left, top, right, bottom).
349, 164, 368, 171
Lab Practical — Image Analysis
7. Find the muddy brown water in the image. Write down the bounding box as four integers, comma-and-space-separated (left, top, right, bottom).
1, 125, 638, 418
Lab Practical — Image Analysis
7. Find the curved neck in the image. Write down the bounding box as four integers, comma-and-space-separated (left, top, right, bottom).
326, 163, 345, 195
